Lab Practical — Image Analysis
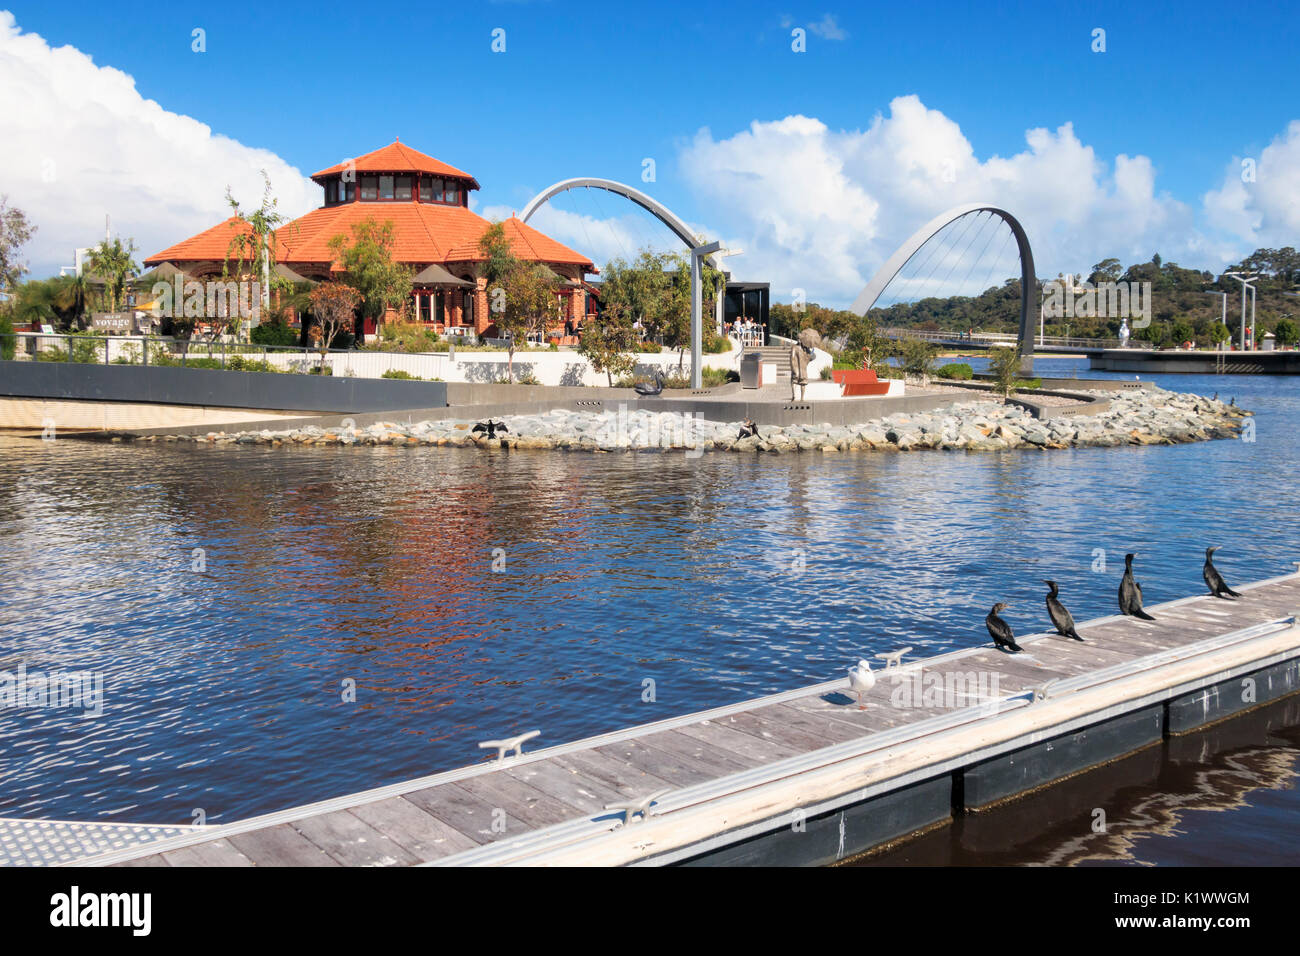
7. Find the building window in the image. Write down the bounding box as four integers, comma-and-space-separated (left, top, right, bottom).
444, 183, 459, 205
360, 175, 377, 201
379, 175, 394, 200
325, 181, 337, 204
395, 175, 412, 200
419, 177, 432, 202
341, 179, 356, 202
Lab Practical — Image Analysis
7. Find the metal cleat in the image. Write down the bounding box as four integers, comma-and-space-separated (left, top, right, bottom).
478, 729, 541, 764
876, 647, 912, 670
1028, 679, 1060, 703
605, 789, 671, 825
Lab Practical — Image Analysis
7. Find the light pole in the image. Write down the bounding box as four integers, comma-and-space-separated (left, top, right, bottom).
690, 240, 722, 388
1223, 273, 1259, 350
1202, 290, 1227, 350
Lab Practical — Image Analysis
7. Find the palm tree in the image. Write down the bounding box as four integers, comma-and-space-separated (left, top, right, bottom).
86, 237, 140, 312
51, 273, 92, 328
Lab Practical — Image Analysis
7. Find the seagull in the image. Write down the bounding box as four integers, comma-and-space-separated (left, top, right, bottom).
847, 659, 876, 709
472, 420, 509, 439
1203, 546, 1242, 599
737, 419, 760, 439
1045, 580, 1084, 641
634, 369, 665, 397
986, 602, 1023, 653
1118, 552, 1156, 620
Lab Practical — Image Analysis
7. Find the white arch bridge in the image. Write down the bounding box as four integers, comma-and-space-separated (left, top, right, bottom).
521, 184, 1049, 377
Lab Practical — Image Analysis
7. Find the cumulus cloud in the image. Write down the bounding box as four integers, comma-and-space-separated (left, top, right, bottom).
0, 12, 317, 278
1203, 120, 1300, 250
678, 96, 1212, 306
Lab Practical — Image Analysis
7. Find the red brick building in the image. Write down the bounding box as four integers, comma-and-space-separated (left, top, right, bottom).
144, 140, 596, 339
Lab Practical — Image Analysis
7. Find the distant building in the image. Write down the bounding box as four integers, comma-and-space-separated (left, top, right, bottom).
144, 140, 597, 340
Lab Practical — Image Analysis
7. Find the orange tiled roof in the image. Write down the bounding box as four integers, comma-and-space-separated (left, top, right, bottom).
146, 205, 595, 271
311, 141, 480, 190
144, 216, 256, 266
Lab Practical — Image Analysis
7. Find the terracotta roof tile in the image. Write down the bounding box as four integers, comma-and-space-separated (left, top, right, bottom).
311, 141, 480, 190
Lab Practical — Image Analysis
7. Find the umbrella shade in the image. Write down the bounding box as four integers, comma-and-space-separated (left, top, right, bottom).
413, 263, 474, 287
133, 262, 185, 286
274, 263, 317, 285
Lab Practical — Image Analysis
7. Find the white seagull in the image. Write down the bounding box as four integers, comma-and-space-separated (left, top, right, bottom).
847, 659, 876, 710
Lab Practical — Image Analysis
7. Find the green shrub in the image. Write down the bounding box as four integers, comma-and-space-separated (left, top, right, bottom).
250, 319, 298, 347
987, 346, 1022, 396
381, 369, 421, 380
0, 312, 14, 361
820, 366, 833, 380
701, 366, 735, 387
702, 329, 730, 353
936, 362, 974, 380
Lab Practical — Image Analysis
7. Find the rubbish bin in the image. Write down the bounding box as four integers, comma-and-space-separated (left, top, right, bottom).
740, 351, 762, 388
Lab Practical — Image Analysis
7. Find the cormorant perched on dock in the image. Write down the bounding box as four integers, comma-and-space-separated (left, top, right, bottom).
737, 420, 760, 439
634, 370, 666, 397
472, 420, 509, 439
1203, 546, 1242, 599
986, 603, 1023, 653
1044, 580, 1084, 641
1118, 553, 1156, 620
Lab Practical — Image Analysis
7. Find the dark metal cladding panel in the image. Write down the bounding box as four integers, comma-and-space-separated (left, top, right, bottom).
0, 360, 448, 413
1167, 657, 1300, 734
676, 774, 953, 867
961, 704, 1165, 810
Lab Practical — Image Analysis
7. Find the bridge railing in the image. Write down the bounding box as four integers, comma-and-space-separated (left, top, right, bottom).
880, 328, 1126, 350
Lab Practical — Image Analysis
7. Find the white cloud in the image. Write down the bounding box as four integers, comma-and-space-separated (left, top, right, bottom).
0, 12, 317, 279
1203, 120, 1300, 251
807, 14, 848, 40
676, 96, 1217, 306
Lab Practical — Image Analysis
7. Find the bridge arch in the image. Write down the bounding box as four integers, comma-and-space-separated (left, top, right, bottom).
520, 178, 720, 268
850, 202, 1038, 365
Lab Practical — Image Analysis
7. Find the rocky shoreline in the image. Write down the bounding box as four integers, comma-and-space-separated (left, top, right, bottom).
146, 387, 1250, 453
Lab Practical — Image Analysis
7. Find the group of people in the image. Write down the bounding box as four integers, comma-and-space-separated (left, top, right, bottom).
727, 318, 764, 346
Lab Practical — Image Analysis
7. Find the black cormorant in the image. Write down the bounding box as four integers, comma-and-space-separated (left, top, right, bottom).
986, 602, 1023, 653
472, 420, 509, 439
1044, 580, 1084, 640
737, 420, 759, 439
1119, 552, 1156, 620
1203, 546, 1242, 599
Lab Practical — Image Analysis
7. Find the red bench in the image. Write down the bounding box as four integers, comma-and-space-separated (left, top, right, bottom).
831, 368, 891, 396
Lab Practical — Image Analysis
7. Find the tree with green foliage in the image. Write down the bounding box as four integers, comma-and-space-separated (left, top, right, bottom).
577, 314, 636, 386
1208, 321, 1231, 347
86, 237, 139, 313
226, 170, 290, 332
329, 217, 414, 332
493, 261, 559, 382
1273, 318, 1298, 346
1171, 320, 1194, 346
894, 336, 938, 383
988, 345, 1022, 397
307, 281, 360, 370
0, 196, 35, 297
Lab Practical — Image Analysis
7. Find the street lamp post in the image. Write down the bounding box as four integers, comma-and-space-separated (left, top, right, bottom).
1223, 273, 1259, 351
1202, 291, 1227, 350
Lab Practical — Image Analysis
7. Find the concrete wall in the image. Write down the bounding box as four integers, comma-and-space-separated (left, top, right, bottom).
1089, 349, 1300, 375
0, 360, 449, 414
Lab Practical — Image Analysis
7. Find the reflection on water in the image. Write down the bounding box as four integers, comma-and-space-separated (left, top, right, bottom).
1, 359, 1298, 843
858, 694, 1300, 866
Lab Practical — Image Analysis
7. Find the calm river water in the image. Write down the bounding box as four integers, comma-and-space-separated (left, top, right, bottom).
1, 357, 1296, 864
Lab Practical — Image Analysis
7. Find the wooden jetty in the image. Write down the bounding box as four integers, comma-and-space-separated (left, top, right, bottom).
65, 568, 1300, 867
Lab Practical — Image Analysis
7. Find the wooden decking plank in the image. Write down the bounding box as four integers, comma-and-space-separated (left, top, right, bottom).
504, 759, 628, 814
350, 796, 479, 860
633, 729, 760, 774
674, 720, 804, 763
699, 709, 841, 754
161, 838, 253, 867
591, 739, 721, 787
227, 824, 341, 867
756, 703, 869, 745
456, 772, 585, 829
551, 750, 679, 798
291, 809, 421, 867
402, 782, 523, 846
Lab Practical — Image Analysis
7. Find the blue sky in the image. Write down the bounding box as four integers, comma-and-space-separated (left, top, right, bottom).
3, 1, 1298, 304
